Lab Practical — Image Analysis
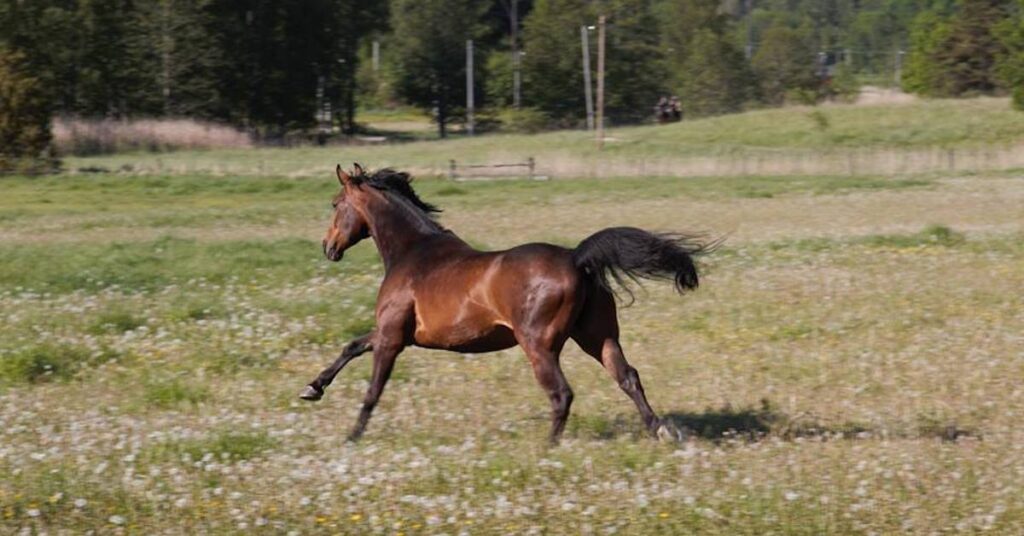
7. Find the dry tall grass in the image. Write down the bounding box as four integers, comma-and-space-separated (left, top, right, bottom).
52, 117, 252, 156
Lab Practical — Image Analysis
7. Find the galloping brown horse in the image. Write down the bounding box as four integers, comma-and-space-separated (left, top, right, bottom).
300, 164, 711, 443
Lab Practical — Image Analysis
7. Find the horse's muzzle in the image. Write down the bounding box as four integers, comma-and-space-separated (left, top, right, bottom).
323, 240, 344, 262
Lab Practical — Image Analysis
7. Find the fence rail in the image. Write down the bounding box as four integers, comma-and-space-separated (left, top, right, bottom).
68, 144, 1024, 179
448, 157, 538, 181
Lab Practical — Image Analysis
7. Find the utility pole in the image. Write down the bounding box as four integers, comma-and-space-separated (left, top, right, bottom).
511, 0, 521, 108
372, 40, 380, 72
744, 0, 755, 60
466, 39, 475, 136
596, 15, 606, 149
161, 0, 172, 113
581, 25, 594, 131
894, 49, 905, 88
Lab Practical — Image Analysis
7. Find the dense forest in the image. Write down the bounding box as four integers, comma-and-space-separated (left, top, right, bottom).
1, 0, 1023, 147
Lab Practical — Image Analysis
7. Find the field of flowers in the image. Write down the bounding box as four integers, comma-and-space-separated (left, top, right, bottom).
1, 170, 1022, 534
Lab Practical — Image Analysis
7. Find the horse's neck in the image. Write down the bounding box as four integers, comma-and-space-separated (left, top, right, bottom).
365, 200, 447, 270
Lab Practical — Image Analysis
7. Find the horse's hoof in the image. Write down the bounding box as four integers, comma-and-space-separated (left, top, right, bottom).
656, 423, 685, 443
298, 385, 323, 401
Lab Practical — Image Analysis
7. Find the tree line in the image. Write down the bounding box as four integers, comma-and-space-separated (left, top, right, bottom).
2, 0, 1024, 172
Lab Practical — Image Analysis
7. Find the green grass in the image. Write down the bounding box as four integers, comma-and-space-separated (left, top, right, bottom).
1, 167, 1023, 534
142, 377, 210, 409
144, 430, 277, 463
64, 97, 1024, 177
0, 172, 933, 229
759, 224, 976, 255
0, 236, 380, 293
88, 309, 146, 334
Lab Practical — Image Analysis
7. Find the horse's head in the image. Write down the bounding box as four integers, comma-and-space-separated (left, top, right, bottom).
323, 164, 370, 262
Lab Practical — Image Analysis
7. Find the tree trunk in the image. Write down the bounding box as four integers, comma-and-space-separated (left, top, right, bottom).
438, 91, 447, 139
344, 75, 356, 135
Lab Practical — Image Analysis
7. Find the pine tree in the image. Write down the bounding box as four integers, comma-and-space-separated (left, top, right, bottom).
942, 0, 1013, 95
904, 0, 1013, 97
135, 0, 224, 119
751, 24, 818, 104
520, 0, 590, 124
994, 1, 1024, 109
389, 0, 488, 138
903, 10, 957, 95
678, 29, 754, 116
659, 0, 754, 117
74, 0, 153, 116
0, 47, 58, 175
601, 0, 667, 123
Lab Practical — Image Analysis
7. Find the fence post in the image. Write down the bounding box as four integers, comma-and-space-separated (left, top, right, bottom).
527, 157, 535, 180
947, 149, 955, 172
448, 159, 457, 180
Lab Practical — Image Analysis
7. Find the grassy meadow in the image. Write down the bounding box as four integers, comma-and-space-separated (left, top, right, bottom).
1, 157, 1023, 534
66, 97, 1024, 179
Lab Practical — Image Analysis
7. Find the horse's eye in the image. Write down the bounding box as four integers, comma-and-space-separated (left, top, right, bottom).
331, 202, 338, 209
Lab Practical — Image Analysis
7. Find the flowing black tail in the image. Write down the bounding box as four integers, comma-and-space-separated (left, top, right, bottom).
572, 227, 715, 301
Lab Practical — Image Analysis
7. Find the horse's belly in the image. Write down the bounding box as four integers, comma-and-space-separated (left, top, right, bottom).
414, 320, 517, 352
412, 302, 517, 352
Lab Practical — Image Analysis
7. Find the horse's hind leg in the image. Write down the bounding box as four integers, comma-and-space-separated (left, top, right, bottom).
571, 289, 661, 436
300, 332, 373, 401
517, 334, 573, 445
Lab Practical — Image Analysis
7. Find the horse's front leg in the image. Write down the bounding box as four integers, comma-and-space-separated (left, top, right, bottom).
299, 332, 374, 401
347, 337, 404, 442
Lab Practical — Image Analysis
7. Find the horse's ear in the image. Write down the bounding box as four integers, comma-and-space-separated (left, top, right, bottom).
353, 162, 365, 177
336, 164, 352, 188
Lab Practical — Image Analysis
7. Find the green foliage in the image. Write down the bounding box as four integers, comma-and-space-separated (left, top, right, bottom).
484, 48, 515, 108
600, 0, 667, 123
521, 0, 666, 125
0, 47, 57, 175
498, 107, 551, 133
0, 1, 385, 133
829, 63, 861, 103
0, 344, 91, 385
995, 6, 1024, 110
904, 1, 1013, 97
659, 0, 753, 117
904, 10, 957, 95
520, 0, 590, 125
677, 29, 755, 117
752, 24, 819, 105
389, 0, 488, 138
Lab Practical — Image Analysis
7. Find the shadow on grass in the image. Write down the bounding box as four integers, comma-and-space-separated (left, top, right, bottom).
569, 399, 979, 443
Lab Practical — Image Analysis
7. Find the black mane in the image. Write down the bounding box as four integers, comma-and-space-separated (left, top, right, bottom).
354, 168, 441, 217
